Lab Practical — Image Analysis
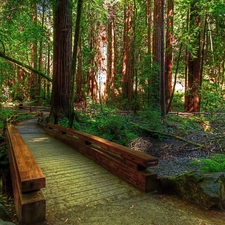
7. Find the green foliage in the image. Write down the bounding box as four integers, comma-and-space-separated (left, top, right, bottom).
0, 106, 15, 128
136, 108, 162, 130
85, 113, 137, 145
189, 154, 225, 173
0, 106, 35, 128
200, 82, 225, 112
58, 117, 69, 127
17, 113, 34, 121
171, 92, 184, 111
58, 117, 81, 130
66, 104, 138, 145
165, 114, 205, 135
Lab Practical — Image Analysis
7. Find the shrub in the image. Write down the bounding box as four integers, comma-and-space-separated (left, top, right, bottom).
189, 154, 225, 173
84, 113, 138, 146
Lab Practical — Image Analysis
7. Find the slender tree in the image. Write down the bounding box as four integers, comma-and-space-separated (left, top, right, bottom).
152, 0, 162, 107
184, 0, 202, 112
165, 0, 174, 113
107, 3, 116, 103
68, 0, 83, 127
146, 0, 153, 104
122, 1, 135, 103
30, 3, 38, 100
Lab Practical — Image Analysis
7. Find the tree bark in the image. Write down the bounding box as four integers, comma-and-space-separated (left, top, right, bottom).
122, 2, 134, 103
107, 4, 115, 103
152, 0, 162, 107
185, 1, 202, 112
165, 0, 174, 112
68, 0, 83, 128
30, 3, 38, 100
50, 0, 72, 124
146, 0, 153, 104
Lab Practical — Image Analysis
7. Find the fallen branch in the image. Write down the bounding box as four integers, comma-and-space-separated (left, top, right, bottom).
131, 122, 204, 148
0, 53, 52, 82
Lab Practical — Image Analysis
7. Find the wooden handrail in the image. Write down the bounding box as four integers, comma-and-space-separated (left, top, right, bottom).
46, 123, 158, 169
45, 123, 159, 192
5, 124, 46, 224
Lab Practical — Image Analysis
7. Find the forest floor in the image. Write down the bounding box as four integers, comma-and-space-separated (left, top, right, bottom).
1, 112, 225, 224
130, 112, 225, 177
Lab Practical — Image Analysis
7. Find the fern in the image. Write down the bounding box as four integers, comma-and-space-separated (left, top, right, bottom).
189, 154, 225, 173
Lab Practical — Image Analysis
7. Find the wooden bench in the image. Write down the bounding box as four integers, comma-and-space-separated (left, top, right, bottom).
5, 124, 46, 225
46, 123, 159, 192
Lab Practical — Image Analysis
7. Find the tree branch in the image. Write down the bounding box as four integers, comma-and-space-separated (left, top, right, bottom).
0, 53, 52, 82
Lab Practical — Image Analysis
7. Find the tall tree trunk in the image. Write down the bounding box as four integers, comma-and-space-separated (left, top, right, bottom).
46, 34, 51, 99
38, 3, 45, 102
50, 0, 72, 124
30, 3, 38, 100
165, 0, 174, 112
107, 4, 115, 103
185, 1, 201, 112
96, 25, 107, 104
160, 0, 166, 116
122, 2, 134, 104
87, 34, 94, 99
146, 0, 153, 104
76, 38, 82, 99
152, 0, 162, 107
68, 0, 83, 128
87, 24, 98, 103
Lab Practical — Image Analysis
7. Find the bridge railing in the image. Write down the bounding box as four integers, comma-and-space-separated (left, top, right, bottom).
5, 124, 46, 225
46, 123, 159, 192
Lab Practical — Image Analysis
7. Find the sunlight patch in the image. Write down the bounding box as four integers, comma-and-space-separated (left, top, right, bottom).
28, 137, 50, 142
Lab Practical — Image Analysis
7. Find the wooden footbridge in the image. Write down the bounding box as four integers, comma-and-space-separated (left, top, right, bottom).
4, 114, 159, 224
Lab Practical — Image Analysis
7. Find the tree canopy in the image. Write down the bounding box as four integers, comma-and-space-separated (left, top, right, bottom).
1, 0, 225, 123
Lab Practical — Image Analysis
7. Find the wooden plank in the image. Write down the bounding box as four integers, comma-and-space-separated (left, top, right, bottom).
10, 159, 46, 225
7, 124, 18, 134
5, 129, 46, 225
46, 124, 158, 169
46, 128, 159, 192
7, 125, 46, 193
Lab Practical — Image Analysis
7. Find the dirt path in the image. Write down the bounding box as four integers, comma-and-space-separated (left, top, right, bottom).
4, 118, 225, 225
42, 193, 225, 225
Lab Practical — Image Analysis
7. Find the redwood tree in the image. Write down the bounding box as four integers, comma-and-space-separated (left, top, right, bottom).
165, 0, 174, 112
152, 0, 162, 108
50, 0, 72, 124
184, 0, 202, 112
68, 0, 83, 128
30, 3, 38, 100
107, 3, 116, 103
122, 1, 135, 103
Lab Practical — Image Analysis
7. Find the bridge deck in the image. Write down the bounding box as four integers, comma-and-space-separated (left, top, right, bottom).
15, 119, 142, 223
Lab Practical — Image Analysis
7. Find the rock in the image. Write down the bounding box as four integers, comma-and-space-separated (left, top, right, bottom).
0, 203, 10, 221
159, 171, 225, 210
0, 219, 16, 225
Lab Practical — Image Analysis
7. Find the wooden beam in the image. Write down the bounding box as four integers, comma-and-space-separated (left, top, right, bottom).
5, 124, 46, 224
46, 125, 159, 192
7, 124, 46, 193
46, 124, 158, 169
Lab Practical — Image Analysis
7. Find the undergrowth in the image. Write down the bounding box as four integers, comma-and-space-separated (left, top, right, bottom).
58, 104, 225, 146
189, 154, 225, 173
0, 106, 16, 129
59, 104, 223, 145
59, 105, 139, 145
